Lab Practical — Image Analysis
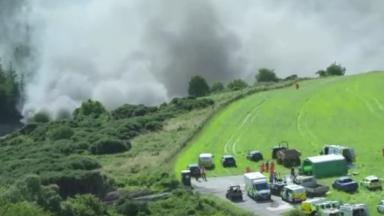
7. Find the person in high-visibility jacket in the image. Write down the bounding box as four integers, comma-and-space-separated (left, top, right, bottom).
270, 161, 275, 174
382, 145, 384, 157
265, 161, 269, 173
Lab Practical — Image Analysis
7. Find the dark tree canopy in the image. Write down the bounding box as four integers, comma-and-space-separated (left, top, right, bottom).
0, 60, 23, 124
210, 81, 225, 93
255, 68, 279, 82
316, 62, 346, 77
227, 79, 248, 90
188, 75, 210, 97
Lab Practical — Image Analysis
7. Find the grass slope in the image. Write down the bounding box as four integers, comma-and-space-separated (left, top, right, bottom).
174, 72, 384, 212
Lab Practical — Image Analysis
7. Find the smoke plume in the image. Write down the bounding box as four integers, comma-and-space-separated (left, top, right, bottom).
1, 0, 384, 120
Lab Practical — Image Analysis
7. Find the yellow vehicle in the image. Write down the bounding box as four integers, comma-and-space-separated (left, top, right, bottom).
360, 175, 382, 190
301, 198, 327, 215
280, 185, 306, 203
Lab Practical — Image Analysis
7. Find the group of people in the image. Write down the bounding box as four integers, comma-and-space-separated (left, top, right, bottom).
195, 166, 207, 181
260, 161, 299, 184
260, 160, 275, 173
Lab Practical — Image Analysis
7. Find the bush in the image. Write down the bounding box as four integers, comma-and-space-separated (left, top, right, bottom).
33, 112, 51, 123
285, 208, 305, 216
49, 126, 74, 141
89, 138, 131, 155
41, 170, 114, 199
210, 81, 225, 93
227, 79, 248, 90
255, 68, 279, 82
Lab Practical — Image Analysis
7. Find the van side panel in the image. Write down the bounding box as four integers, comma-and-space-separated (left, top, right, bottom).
312, 159, 347, 178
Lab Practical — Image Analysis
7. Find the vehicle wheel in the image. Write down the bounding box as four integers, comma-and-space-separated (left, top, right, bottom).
277, 158, 282, 164
226, 194, 229, 199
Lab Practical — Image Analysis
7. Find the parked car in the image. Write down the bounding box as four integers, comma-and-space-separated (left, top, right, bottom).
246, 150, 263, 161
186, 164, 201, 177
221, 155, 237, 167
360, 175, 382, 190
377, 200, 384, 214
332, 176, 358, 192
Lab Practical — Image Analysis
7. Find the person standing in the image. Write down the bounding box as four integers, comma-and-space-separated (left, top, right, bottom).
270, 160, 275, 174
261, 162, 265, 173
265, 161, 269, 173
201, 166, 207, 181
295, 83, 300, 90
382, 145, 384, 157
290, 167, 295, 179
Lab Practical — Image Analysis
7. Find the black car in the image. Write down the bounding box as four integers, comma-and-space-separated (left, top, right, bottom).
246, 150, 263, 161
186, 164, 201, 177
221, 155, 236, 167
270, 181, 287, 196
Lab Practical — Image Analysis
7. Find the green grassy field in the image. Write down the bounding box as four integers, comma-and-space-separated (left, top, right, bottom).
174, 72, 384, 212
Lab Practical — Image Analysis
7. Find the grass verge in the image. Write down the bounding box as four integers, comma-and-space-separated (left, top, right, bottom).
174, 72, 384, 212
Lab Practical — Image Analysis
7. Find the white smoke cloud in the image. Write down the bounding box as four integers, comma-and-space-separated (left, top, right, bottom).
1, 0, 384, 120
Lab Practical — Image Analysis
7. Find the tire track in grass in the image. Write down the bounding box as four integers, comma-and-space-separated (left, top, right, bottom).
346, 83, 384, 120
296, 99, 317, 148
223, 99, 267, 155
231, 97, 274, 155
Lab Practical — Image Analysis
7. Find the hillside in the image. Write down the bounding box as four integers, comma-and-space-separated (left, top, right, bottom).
0, 67, 300, 216
175, 72, 384, 212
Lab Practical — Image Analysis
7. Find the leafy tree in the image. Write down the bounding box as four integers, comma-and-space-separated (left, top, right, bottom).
227, 79, 248, 90
89, 138, 131, 155
188, 75, 210, 97
60, 194, 111, 216
49, 126, 75, 141
33, 112, 51, 123
315, 70, 327, 77
1, 174, 62, 214
326, 62, 346, 76
73, 99, 108, 120
210, 81, 225, 93
315, 62, 346, 77
0, 59, 23, 124
255, 68, 279, 82
0, 198, 53, 216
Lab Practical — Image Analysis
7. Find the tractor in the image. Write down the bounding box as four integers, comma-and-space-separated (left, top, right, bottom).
272, 141, 301, 167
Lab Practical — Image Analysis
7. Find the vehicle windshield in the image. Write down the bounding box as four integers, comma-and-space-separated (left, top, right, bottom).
352, 208, 367, 216
254, 183, 269, 191
225, 157, 235, 162
341, 178, 352, 183
294, 188, 305, 193
370, 179, 379, 183
200, 157, 211, 161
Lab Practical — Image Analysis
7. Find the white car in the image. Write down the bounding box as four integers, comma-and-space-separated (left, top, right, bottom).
377, 200, 384, 213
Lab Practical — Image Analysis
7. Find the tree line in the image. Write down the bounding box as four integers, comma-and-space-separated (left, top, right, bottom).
188, 62, 346, 97
0, 59, 24, 124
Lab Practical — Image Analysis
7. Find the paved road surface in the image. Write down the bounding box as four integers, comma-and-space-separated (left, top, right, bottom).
193, 175, 298, 216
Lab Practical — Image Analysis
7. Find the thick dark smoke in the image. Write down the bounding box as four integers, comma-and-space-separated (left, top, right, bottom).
1, 0, 384, 120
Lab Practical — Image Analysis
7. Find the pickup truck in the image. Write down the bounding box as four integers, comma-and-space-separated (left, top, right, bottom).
332, 176, 358, 192
293, 175, 329, 197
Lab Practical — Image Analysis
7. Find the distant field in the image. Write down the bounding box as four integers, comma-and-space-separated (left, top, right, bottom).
174, 72, 384, 212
